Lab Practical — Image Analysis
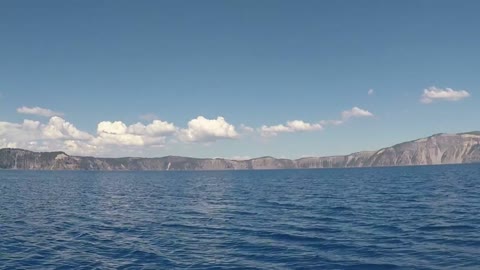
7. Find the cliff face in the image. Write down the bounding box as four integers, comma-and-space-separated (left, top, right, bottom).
365, 133, 480, 166
1, 132, 479, 171
297, 132, 480, 168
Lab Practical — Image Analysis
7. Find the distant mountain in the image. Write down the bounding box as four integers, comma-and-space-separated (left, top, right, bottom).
1, 132, 480, 171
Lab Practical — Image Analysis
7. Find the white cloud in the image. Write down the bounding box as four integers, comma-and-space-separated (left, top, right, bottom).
1, 106, 375, 155
260, 120, 323, 137
0, 117, 95, 155
94, 121, 144, 146
1, 115, 238, 154
93, 132, 145, 146
341, 107, 374, 120
368, 89, 374, 95
179, 116, 238, 142
0, 116, 177, 155
97, 121, 128, 135
287, 120, 323, 131
0, 117, 91, 142
239, 124, 254, 133
128, 120, 177, 136
64, 140, 99, 155
319, 119, 343, 126
421, 86, 470, 104
0, 121, 35, 143
260, 107, 373, 137
259, 124, 290, 137
17, 106, 64, 117
94, 119, 176, 146
43, 116, 92, 140
0, 138, 17, 148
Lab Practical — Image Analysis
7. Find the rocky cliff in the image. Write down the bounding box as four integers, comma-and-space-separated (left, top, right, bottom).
1, 132, 479, 171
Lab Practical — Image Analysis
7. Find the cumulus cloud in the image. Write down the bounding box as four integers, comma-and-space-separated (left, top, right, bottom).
0, 117, 91, 142
1, 105, 376, 155
94, 121, 144, 146
128, 120, 177, 136
0, 121, 36, 143
420, 86, 470, 104
341, 107, 374, 120
179, 116, 238, 142
259, 107, 373, 137
368, 89, 374, 95
43, 117, 92, 140
260, 120, 323, 137
0, 117, 95, 155
1, 114, 241, 154
0, 116, 178, 155
94, 119, 176, 146
17, 106, 64, 117
97, 121, 128, 135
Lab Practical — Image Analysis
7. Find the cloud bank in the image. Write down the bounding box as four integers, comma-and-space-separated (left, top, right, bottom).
1, 105, 375, 155
1, 110, 241, 155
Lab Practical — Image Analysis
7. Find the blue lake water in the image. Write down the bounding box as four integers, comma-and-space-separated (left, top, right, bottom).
1, 165, 480, 269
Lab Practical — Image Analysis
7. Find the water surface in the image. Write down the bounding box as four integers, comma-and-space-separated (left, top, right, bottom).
1, 165, 479, 269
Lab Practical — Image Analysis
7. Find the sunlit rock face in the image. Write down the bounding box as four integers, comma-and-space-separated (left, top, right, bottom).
364, 132, 480, 167
1, 132, 479, 171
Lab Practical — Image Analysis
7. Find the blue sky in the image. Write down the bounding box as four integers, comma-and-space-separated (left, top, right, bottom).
0, 0, 478, 158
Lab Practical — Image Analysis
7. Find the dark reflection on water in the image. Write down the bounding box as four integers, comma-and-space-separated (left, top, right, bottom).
1, 165, 480, 269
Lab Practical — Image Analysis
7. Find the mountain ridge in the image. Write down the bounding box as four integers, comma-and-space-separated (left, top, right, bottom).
1, 131, 479, 171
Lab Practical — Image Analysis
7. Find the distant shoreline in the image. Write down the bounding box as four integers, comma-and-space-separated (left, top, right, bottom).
1, 161, 479, 173
1, 131, 479, 171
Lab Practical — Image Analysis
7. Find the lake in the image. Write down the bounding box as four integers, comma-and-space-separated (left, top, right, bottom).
1, 165, 479, 269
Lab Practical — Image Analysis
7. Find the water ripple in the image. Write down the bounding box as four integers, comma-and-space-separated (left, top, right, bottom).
1, 164, 480, 269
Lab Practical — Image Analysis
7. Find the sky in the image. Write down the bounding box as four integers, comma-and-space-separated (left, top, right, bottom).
0, 0, 479, 158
